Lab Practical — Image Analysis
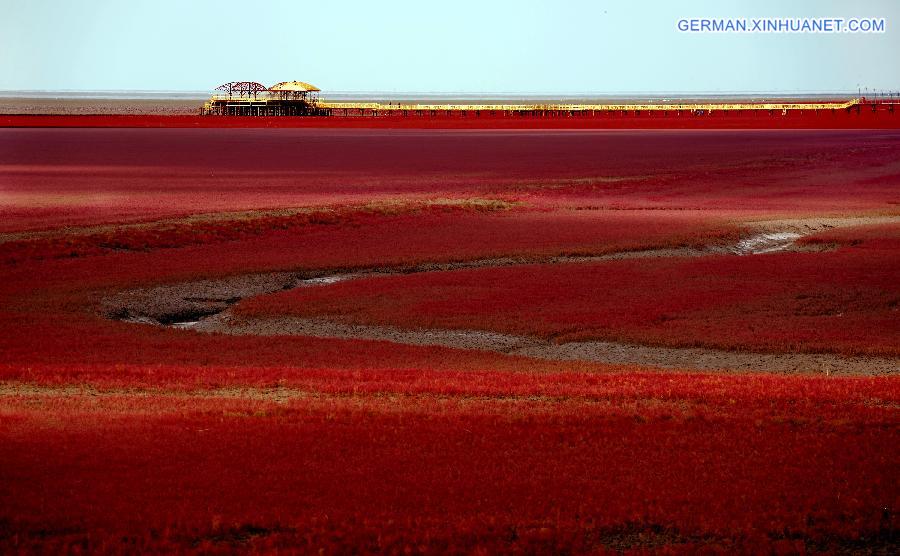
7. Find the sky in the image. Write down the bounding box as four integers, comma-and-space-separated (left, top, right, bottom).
1, 0, 898, 93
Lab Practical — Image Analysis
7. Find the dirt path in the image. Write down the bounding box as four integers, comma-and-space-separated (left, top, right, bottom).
745, 215, 900, 234
184, 314, 895, 376
101, 215, 900, 376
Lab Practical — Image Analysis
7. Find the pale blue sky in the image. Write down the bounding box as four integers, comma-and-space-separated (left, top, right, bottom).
1, 0, 897, 93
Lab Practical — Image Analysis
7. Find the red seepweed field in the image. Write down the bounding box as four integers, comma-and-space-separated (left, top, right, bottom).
2, 104, 899, 129
1, 123, 899, 553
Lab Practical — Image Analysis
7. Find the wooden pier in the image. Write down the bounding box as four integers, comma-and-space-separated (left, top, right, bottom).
201, 81, 897, 118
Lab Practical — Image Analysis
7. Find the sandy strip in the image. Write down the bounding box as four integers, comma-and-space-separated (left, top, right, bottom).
745, 215, 900, 234
0, 384, 714, 411
183, 314, 896, 377
0, 198, 515, 243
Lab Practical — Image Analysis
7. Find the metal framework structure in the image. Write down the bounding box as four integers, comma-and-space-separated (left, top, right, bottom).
214, 81, 269, 98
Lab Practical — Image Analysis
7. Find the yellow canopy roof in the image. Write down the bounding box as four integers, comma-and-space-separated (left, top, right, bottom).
269, 81, 321, 92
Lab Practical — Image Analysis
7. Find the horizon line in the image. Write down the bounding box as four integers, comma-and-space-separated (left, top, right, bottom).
1, 88, 888, 96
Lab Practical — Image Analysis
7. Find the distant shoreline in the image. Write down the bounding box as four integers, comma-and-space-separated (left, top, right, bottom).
0, 98, 204, 115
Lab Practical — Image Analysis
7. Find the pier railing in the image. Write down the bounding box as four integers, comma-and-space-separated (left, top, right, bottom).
202, 97, 884, 116
316, 98, 862, 112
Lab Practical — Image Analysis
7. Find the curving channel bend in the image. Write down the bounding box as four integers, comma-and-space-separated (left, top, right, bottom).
103, 223, 900, 376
